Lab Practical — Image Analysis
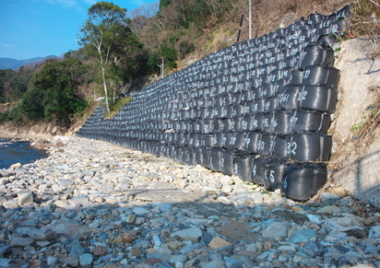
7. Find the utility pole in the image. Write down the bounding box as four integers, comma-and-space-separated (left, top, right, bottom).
158, 58, 164, 79
248, 0, 252, 39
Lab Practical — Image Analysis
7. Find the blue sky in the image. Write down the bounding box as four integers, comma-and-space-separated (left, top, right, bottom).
0, 0, 158, 60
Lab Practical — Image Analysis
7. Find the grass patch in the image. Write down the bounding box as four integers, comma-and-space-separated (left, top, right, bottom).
104, 96, 132, 119
346, 0, 380, 39
350, 87, 380, 140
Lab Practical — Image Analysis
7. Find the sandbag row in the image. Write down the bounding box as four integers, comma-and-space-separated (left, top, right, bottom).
77, 6, 349, 201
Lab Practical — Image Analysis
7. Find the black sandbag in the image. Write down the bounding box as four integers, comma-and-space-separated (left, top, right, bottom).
193, 133, 203, 147
288, 133, 332, 162
241, 102, 251, 116
251, 157, 266, 185
215, 95, 226, 106
210, 149, 222, 172
288, 70, 304, 86
263, 162, 287, 191
174, 146, 183, 163
206, 108, 214, 119
215, 132, 228, 149
234, 117, 242, 132
234, 132, 246, 151
227, 82, 238, 94
232, 93, 244, 104
280, 68, 292, 81
164, 132, 176, 144
206, 98, 215, 107
214, 119, 227, 132
217, 106, 228, 118
243, 90, 253, 102
192, 119, 203, 133
203, 134, 214, 147
161, 144, 170, 157
262, 112, 275, 133
297, 85, 338, 114
272, 136, 288, 160
297, 45, 335, 70
225, 132, 236, 151
220, 150, 235, 175
234, 154, 253, 182
183, 148, 195, 166
203, 119, 214, 134
274, 79, 287, 93
337, 5, 350, 19
283, 55, 298, 68
274, 110, 291, 135
213, 119, 223, 132
251, 98, 266, 113
302, 65, 340, 87
330, 19, 346, 36
225, 119, 237, 132
308, 13, 323, 24
319, 26, 332, 37
261, 72, 273, 84
288, 109, 331, 134
241, 116, 254, 132
252, 86, 262, 100
250, 68, 260, 79
188, 134, 196, 147
243, 132, 261, 153
235, 106, 245, 117
227, 106, 237, 118
252, 112, 264, 132
177, 132, 188, 146
318, 35, 337, 48
200, 108, 208, 119
264, 97, 278, 114
251, 77, 263, 89
212, 108, 220, 118
277, 85, 299, 111
259, 132, 276, 157
193, 147, 203, 165
283, 163, 327, 201
201, 148, 212, 169
181, 109, 193, 120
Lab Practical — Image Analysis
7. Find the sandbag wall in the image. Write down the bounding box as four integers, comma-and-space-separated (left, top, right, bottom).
77, 7, 349, 201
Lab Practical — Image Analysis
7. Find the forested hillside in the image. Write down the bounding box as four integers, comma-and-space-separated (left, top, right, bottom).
0, 56, 58, 70
0, 0, 378, 132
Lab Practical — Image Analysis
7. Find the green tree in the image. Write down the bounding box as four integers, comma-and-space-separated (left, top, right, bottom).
79, 1, 142, 112
159, 0, 172, 10
20, 58, 87, 126
20, 88, 45, 120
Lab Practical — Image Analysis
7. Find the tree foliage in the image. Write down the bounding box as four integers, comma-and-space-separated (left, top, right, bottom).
78, 1, 145, 112
19, 58, 88, 126
0, 68, 34, 103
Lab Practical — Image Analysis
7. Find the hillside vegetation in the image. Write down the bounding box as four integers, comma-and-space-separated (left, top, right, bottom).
0, 0, 378, 133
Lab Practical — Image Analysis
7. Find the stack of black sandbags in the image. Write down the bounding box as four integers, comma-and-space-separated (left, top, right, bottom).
76, 6, 349, 201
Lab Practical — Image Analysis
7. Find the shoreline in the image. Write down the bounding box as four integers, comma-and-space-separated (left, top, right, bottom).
0, 123, 69, 141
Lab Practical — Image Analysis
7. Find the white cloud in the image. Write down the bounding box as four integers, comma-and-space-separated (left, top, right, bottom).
1, 44, 15, 48
55, 0, 79, 8
82, 0, 96, 4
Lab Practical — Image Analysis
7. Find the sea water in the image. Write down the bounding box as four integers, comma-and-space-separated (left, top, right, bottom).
0, 138, 48, 169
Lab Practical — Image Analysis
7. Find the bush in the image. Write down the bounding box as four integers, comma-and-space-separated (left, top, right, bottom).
104, 96, 133, 119
347, 0, 380, 38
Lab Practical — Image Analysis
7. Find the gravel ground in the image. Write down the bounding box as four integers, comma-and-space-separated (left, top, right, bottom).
0, 136, 379, 268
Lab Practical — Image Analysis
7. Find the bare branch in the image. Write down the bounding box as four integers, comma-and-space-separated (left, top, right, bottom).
369, 0, 380, 8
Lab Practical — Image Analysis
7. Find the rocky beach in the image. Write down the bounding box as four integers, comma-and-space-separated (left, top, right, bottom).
0, 136, 379, 268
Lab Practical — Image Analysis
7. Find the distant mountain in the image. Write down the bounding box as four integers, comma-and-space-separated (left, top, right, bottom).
0, 56, 58, 70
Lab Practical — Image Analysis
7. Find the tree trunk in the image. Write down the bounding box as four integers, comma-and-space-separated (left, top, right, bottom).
100, 63, 110, 113
96, 42, 110, 113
